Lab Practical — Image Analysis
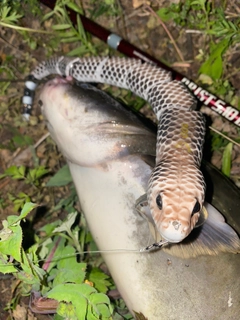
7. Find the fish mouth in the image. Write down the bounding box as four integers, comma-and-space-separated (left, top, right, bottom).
46, 76, 74, 87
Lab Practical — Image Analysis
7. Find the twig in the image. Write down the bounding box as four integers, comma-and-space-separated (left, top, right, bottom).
209, 126, 240, 148
34, 132, 50, 149
0, 22, 53, 34
144, 5, 185, 62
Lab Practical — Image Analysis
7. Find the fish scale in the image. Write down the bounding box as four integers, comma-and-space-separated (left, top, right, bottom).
23, 56, 206, 243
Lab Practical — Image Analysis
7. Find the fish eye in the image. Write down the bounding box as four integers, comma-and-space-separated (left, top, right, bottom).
38, 99, 43, 107
156, 194, 162, 210
192, 200, 201, 215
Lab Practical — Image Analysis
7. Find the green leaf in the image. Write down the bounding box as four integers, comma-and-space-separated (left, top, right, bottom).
18, 165, 25, 177
222, 142, 233, 176
92, 302, 112, 318
42, 10, 55, 22
32, 166, 49, 180
53, 266, 86, 287
26, 166, 48, 184
53, 212, 78, 233
89, 291, 111, 306
77, 14, 86, 41
67, 46, 89, 56
66, 3, 83, 14
4, 165, 25, 179
16, 250, 42, 285
0, 261, 17, 274
88, 292, 113, 318
19, 202, 38, 220
0, 216, 22, 262
0, 251, 18, 273
12, 134, 33, 147
57, 301, 78, 320
60, 36, 81, 43
40, 221, 61, 236
156, 8, 178, 22
56, 246, 85, 270
52, 24, 72, 30
88, 268, 112, 293
53, 283, 112, 318
199, 38, 230, 80
46, 165, 72, 187
52, 246, 86, 287
47, 283, 95, 319
16, 270, 39, 285
57, 31, 77, 38
191, 0, 205, 8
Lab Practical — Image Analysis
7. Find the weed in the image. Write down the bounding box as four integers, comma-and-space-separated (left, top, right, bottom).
89, 0, 121, 19
157, 0, 240, 175
0, 202, 113, 319
157, 0, 240, 79
0, 0, 23, 25
42, 0, 97, 56
0, 160, 132, 318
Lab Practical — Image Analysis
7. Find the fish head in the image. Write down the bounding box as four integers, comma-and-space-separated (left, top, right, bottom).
38, 77, 80, 154
39, 77, 120, 166
38, 77, 156, 167
148, 161, 206, 243
38, 77, 128, 166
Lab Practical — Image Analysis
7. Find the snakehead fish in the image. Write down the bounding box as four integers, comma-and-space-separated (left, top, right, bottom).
36, 77, 240, 319
23, 56, 206, 244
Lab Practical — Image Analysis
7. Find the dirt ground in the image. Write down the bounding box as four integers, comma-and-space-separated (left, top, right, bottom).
0, 0, 240, 319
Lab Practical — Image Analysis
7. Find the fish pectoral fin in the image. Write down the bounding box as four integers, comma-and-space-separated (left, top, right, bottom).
163, 201, 240, 259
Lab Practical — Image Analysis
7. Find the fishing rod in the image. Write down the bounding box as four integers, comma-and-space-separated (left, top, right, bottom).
38, 0, 240, 128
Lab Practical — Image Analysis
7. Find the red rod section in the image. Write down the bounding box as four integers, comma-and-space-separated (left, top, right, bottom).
39, 0, 240, 128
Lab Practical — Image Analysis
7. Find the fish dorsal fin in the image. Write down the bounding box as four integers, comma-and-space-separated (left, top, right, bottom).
163, 202, 240, 258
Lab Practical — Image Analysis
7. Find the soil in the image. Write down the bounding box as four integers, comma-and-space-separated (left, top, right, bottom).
0, 0, 239, 319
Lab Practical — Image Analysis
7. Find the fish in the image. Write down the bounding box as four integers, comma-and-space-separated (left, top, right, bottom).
25, 56, 206, 244
39, 77, 240, 319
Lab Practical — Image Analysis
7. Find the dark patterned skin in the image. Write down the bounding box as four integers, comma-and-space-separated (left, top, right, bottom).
32, 56, 206, 243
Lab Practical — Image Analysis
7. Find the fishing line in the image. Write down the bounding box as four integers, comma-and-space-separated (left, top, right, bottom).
1, 234, 170, 269
0, 244, 169, 271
